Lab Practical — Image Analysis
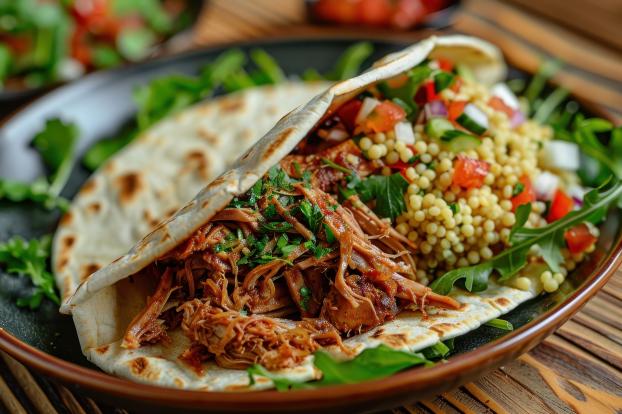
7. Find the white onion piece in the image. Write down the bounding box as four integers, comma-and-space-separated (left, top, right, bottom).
394, 122, 415, 144
540, 140, 580, 171
491, 83, 520, 110
533, 171, 559, 200
324, 128, 350, 142
567, 184, 588, 206
463, 103, 489, 130
355, 97, 380, 125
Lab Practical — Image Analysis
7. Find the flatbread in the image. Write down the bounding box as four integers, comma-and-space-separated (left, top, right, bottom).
61, 35, 533, 391
53, 81, 329, 302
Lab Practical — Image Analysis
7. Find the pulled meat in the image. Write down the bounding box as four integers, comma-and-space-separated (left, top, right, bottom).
321, 273, 398, 335
123, 147, 460, 371
179, 299, 344, 370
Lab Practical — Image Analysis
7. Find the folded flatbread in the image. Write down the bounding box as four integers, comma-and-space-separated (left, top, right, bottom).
53, 81, 329, 302
61, 35, 538, 391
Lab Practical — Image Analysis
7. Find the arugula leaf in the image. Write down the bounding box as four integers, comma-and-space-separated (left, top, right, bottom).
247, 344, 433, 390
524, 59, 563, 107
432, 180, 622, 294
485, 318, 514, 331
0, 235, 59, 308
355, 174, 409, 220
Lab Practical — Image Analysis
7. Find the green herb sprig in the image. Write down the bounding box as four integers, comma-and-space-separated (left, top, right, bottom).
0, 118, 78, 211
0, 235, 59, 308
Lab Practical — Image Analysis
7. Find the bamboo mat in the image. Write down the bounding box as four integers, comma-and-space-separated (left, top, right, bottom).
1, 0, 622, 413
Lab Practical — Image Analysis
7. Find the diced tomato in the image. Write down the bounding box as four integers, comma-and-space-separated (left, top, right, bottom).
565, 223, 597, 254
414, 80, 438, 106
447, 100, 467, 121
437, 58, 453, 72
547, 189, 574, 222
388, 160, 413, 179
364, 100, 406, 133
336, 99, 363, 132
511, 175, 536, 211
488, 96, 514, 118
452, 155, 490, 189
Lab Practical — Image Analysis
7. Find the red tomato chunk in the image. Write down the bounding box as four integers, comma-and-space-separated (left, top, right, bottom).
547, 189, 574, 222
565, 223, 597, 254
364, 101, 406, 133
452, 155, 490, 189
336, 99, 363, 132
511, 175, 536, 211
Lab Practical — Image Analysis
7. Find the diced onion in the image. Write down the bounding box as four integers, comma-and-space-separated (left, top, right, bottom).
533, 171, 559, 200
540, 140, 580, 171
424, 100, 448, 120
394, 122, 415, 144
510, 110, 525, 128
355, 97, 380, 125
491, 83, 520, 110
567, 184, 588, 206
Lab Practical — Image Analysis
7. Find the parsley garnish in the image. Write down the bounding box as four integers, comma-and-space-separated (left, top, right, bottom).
431, 179, 622, 295
299, 200, 323, 233
449, 203, 460, 215
512, 183, 525, 197
1, 119, 78, 211
303, 240, 332, 259
299, 286, 311, 311
259, 222, 293, 233
0, 235, 59, 309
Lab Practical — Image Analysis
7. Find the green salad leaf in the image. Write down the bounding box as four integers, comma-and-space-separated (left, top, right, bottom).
356, 173, 409, 220
247, 344, 433, 391
1, 118, 77, 211
432, 180, 622, 295
0, 235, 59, 308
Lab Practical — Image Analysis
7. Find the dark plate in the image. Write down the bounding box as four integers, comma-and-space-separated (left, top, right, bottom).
0, 38, 621, 414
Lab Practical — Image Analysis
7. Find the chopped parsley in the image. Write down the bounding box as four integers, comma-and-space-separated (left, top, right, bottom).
0, 235, 60, 309
299, 200, 323, 234
299, 286, 311, 311
449, 203, 460, 215
512, 183, 525, 197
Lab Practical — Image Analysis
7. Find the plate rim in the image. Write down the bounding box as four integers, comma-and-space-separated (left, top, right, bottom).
0, 35, 621, 410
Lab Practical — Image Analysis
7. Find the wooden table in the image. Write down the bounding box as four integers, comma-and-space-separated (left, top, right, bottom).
1, 1, 621, 413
